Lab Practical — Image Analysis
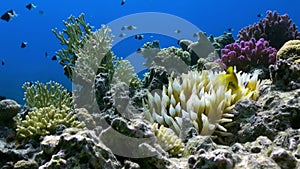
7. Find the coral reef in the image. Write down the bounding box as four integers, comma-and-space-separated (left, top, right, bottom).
270, 40, 300, 90
140, 41, 191, 77
0, 99, 20, 127
224, 86, 300, 144
73, 25, 114, 84
208, 32, 236, 57
144, 67, 261, 140
276, 40, 300, 63
270, 59, 300, 90
151, 123, 184, 157
23, 81, 73, 109
219, 38, 277, 72
112, 59, 141, 88
16, 105, 84, 139
52, 13, 93, 80
178, 32, 216, 65
141, 65, 169, 91
238, 10, 300, 50
37, 128, 121, 169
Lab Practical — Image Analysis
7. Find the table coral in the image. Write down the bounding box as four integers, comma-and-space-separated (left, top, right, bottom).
23, 81, 73, 109
219, 38, 277, 72
238, 10, 300, 50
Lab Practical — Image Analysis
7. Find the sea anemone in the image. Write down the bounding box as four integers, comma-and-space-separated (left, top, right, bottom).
144, 67, 260, 139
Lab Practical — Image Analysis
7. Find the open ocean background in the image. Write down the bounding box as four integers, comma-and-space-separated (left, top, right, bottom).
0, 0, 299, 104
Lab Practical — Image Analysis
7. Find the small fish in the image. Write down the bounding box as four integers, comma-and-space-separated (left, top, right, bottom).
174, 29, 181, 34
121, 26, 126, 30
1, 10, 17, 22
136, 48, 142, 53
118, 33, 126, 38
38, 10, 44, 15
21, 42, 27, 48
1, 59, 4, 66
135, 34, 144, 40
127, 25, 137, 30
45, 52, 48, 57
193, 32, 199, 38
257, 13, 262, 18
26, 3, 36, 10
51, 55, 57, 60
227, 28, 233, 32
121, 0, 126, 6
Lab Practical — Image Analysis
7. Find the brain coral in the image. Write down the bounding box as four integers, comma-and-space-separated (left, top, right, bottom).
238, 10, 300, 50
219, 38, 277, 72
144, 68, 261, 139
276, 40, 300, 63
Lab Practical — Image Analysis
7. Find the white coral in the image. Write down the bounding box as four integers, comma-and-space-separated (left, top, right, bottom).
73, 25, 113, 83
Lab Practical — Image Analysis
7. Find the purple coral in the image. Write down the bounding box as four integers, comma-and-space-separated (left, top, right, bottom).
238, 10, 300, 50
219, 38, 277, 72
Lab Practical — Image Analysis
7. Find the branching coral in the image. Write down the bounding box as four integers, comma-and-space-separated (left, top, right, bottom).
219, 38, 277, 72
238, 10, 300, 50
16, 105, 84, 139
112, 59, 141, 88
144, 68, 261, 139
52, 13, 93, 80
73, 25, 114, 83
23, 81, 73, 109
151, 123, 184, 157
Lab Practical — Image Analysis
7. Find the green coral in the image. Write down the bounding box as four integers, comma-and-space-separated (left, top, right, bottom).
23, 81, 73, 109
73, 25, 114, 83
16, 105, 84, 139
52, 13, 93, 80
152, 123, 184, 157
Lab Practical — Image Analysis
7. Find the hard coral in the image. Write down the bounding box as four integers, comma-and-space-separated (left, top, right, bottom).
219, 38, 277, 72
52, 13, 93, 80
144, 68, 261, 139
276, 40, 300, 63
23, 81, 73, 109
73, 25, 113, 84
16, 105, 84, 139
238, 10, 300, 50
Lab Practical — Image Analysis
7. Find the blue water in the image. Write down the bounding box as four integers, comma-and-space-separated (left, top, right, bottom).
1, 0, 299, 104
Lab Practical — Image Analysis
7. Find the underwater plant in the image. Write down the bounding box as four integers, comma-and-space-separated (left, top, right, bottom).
238, 10, 300, 50
52, 13, 93, 80
23, 81, 73, 109
16, 105, 84, 139
144, 67, 260, 139
219, 38, 277, 72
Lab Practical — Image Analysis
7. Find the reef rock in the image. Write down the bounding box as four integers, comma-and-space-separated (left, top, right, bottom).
0, 99, 20, 127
